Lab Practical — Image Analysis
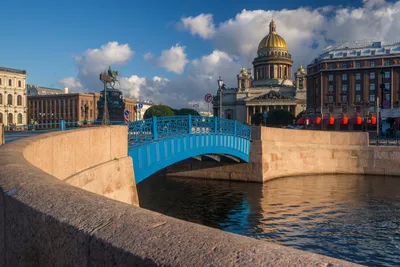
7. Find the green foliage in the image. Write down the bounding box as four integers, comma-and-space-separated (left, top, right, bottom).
174, 108, 200, 116
143, 105, 175, 119
267, 109, 294, 126
251, 113, 265, 126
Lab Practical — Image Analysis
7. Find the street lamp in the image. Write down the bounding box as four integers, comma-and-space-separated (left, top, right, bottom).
217, 76, 224, 118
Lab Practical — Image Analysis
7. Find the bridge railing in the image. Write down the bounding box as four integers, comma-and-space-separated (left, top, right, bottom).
127, 115, 251, 147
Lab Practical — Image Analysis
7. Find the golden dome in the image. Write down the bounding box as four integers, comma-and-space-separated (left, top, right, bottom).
298, 64, 305, 73
258, 20, 288, 51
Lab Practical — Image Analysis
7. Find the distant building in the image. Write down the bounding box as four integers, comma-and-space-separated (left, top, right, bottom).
135, 100, 154, 120
212, 20, 307, 124
0, 67, 28, 125
307, 40, 400, 120
27, 85, 137, 125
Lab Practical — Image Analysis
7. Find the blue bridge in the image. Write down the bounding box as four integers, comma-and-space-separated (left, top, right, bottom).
127, 115, 251, 183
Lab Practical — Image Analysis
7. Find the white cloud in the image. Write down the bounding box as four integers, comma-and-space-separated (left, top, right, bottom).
143, 52, 153, 61
59, 41, 134, 92
181, 13, 216, 39
155, 44, 189, 74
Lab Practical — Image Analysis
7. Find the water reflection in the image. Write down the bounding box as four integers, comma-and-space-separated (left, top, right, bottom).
138, 175, 400, 266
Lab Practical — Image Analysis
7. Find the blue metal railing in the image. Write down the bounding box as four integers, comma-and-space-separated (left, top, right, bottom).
127, 115, 251, 147
3, 120, 126, 132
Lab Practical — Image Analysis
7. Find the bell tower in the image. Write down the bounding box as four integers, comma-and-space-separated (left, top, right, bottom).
295, 64, 306, 100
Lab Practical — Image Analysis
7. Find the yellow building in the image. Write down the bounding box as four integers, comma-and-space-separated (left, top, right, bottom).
0, 67, 28, 125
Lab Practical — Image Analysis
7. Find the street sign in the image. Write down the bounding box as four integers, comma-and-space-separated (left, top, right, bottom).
138, 103, 143, 109
383, 101, 390, 108
204, 93, 213, 103
124, 110, 130, 116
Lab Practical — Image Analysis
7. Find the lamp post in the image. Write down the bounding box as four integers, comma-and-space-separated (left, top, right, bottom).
217, 76, 224, 118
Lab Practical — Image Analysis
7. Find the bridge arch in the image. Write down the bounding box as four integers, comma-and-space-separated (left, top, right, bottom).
128, 116, 251, 183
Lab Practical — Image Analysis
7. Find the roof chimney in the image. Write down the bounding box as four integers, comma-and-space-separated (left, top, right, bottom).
64, 87, 69, 94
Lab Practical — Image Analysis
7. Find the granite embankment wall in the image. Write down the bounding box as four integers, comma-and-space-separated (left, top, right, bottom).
0, 126, 358, 266
165, 126, 400, 182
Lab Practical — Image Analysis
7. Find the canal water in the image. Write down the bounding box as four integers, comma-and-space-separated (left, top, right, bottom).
138, 175, 400, 266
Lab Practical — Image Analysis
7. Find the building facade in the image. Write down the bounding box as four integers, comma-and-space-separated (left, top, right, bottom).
306, 40, 400, 120
0, 67, 28, 125
212, 20, 306, 124
27, 85, 137, 125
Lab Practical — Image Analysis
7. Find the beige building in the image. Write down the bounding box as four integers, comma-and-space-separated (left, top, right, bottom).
0, 67, 28, 125
213, 20, 307, 123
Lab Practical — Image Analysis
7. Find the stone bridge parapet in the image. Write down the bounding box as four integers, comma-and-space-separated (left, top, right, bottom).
0, 126, 358, 266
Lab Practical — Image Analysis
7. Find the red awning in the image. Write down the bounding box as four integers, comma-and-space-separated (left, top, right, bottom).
297, 117, 305, 124
327, 116, 335, 125
314, 117, 322, 124
369, 116, 377, 125
340, 116, 349, 125
354, 116, 362, 125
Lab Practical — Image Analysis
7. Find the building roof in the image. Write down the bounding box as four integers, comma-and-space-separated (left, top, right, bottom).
0, 67, 27, 75
311, 40, 400, 64
27, 84, 64, 96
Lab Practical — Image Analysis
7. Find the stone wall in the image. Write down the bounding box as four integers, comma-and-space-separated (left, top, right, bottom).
0, 126, 358, 266
165, 126, 400, 182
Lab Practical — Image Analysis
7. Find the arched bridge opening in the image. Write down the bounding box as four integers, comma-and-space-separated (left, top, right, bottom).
127, 115, 251, 183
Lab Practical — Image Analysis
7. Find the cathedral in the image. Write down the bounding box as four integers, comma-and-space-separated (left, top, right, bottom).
213, 20, 307, 124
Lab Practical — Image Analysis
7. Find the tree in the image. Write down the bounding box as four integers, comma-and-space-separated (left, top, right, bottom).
143, 105, 175, 119
175, 108, 200, 116
267, 109, 294, 126
251, 113, 264, 126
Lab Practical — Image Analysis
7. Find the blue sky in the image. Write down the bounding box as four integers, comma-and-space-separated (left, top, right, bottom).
1, 0, 398, 108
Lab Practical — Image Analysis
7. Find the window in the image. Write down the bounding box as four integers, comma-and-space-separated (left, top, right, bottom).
385, 60, 390, 66
18, 80, 22, 87
7, 113, 13, 124
17, 113, 22, 124
385, 82, 390, 90
0, 113, 2, 123
0, 78, 2, 85
8, 79, 12, 86
0, 94, 2, 104
329, 64, 334, 69
385, 71, 390, 79
357, 51, 361, 56
385, 94, 390, 101
328, 96, 334, 103
356, 84, 361, 91
386, 49, 390, 55
329, 74, 334, 81
356, 95, 361, 102
356, 73, 361, 80
342, 63, 347, 68
370, 72, 375, 79
370, 84, 375, 90
371, 51, 376, 56
356, 62, 361, 68
17, 95, 22, 106
7, 94, 12, 105
370, 61, 375, 67
370, 94, 375, 102
342, 85, 348, 92
342, 74, 347, 81
343, 53, 347, 57
369, 106, 375, 112
330, 54, 334, 59
328, 85, 334, 92
342, 95, 348, 103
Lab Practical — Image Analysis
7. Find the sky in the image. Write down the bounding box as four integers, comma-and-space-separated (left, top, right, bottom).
1, 0, 400, 110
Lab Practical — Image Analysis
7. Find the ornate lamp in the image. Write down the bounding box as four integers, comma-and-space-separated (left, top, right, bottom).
217, 76, 224, 118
